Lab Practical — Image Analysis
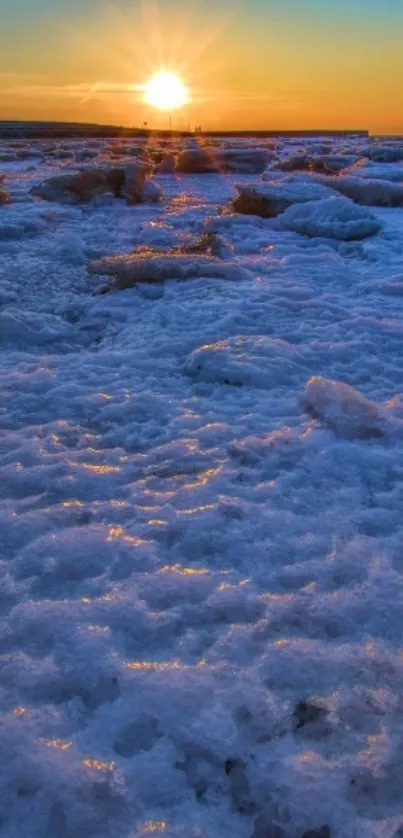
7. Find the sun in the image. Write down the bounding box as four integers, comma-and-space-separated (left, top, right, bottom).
144, 71, 189, 112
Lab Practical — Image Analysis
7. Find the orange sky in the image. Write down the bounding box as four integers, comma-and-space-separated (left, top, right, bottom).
0, 0, 402, 133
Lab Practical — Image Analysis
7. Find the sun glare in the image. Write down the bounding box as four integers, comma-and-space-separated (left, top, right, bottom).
144, 71, 189, 112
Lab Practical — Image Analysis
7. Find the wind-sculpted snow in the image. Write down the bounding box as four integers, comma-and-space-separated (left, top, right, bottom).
2, 134, 403, 838
279, 196, 381, 240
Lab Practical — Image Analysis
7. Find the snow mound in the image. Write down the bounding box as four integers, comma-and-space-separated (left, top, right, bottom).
279, 196, 380, 240
301, 376, 387, 438
175, 147, 269, 174
31, 165, 161, 205
184, 336, 300, 387
232, 177, 334, 218
88, 253, 250, 291
314, 175, 403, 207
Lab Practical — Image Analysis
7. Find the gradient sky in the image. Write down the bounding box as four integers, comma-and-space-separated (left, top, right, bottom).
0, 0, 402, 133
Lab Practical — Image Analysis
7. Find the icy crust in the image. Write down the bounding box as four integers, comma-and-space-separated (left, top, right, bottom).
2, 135, 403, 838
278, 196, 381, 240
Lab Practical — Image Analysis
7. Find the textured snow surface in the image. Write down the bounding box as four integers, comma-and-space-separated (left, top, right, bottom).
278, 196, 381, 240
2, 135, 403, 838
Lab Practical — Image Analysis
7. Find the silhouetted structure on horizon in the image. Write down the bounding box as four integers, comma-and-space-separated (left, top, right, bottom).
0, 120, 371, 140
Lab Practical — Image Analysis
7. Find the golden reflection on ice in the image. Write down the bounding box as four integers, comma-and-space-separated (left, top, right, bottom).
143, 822, 167, 834
296, 751, 318, 765
185, 466, 221, 489
108, 526, 125, 538
62, 500, 84, 509
107, 526, 147, 546
126, 660, 182, 672
13, 706, 28, 717
160, 564, 208, 576
180, 504, 216, 516
81, 464, 121, 475
39, 739, 72, 751
83, 758, 115, 771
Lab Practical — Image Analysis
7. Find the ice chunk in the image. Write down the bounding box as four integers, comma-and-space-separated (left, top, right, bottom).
232, 177, 334, 218
349, 162, 403, 182
31, 169, 109, 203
273, 154, 356, 174
88, 252, 250, 291
0, 176, 8, 205
157, 153, 176, 174
301, 376, 386, 438
176, 147, 269, 174
369, 144, 403, 163
30, 164, 160, 205
121, 163, 161, 204
314, 175, 403, 207
184, 336, 298, 387
279, 196, 380, 240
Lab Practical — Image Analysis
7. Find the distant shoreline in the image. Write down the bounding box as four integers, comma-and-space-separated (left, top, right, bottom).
0, 120, 373, 140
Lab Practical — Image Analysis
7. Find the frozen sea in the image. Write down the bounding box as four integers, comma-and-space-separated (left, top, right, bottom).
2, 134, 403, 838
